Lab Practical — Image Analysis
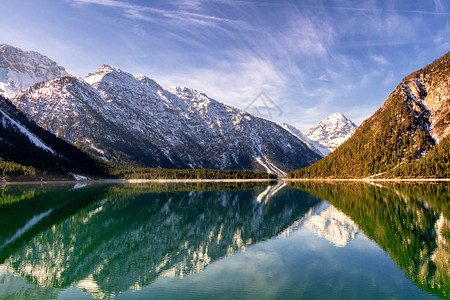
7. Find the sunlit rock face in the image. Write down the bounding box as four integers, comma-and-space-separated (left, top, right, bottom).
290, 52, 450, 179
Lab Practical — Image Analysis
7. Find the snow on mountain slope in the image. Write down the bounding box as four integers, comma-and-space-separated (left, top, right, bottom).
279, 123, 330, 157
304, 113, 357, 153
13, 63, 321, 175
0, 44, 70, 99
0, 95, 109, 179
0, 107, 55, 154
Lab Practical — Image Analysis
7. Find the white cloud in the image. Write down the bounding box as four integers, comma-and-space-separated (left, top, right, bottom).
252, 10, 335, 60
294, 2, 450, 16
370, 54, 388, 65
153, 55, 288, 111
318, 74, 329, 81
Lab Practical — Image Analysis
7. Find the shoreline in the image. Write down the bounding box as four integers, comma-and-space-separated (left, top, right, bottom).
1, 178, 279, 185
3, 177, 450, 185
284, 178, 450, 182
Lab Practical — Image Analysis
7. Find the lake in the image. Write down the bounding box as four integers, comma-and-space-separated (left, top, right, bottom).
0, 181, 448, 299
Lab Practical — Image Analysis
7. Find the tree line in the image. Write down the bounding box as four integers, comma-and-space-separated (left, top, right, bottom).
111, 167, 277, 180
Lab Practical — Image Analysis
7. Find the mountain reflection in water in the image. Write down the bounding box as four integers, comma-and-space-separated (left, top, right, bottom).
290, 181, 449, 299
0, 181, 448, 299
0, 182, 320, 299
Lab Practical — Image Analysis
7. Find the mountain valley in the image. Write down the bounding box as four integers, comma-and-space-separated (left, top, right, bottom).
1, 43, 449, 180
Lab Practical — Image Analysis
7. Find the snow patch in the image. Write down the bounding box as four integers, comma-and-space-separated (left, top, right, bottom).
279, 123, 330, 157
89, 143, 105, 154
70, 173, 88, 181
0, 109, 56, 154
256, 156, 287, 177
83, 73, 105, 85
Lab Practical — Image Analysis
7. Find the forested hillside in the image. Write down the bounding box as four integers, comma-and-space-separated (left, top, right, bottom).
289, 52, 450, 179
0, 95, 110, 180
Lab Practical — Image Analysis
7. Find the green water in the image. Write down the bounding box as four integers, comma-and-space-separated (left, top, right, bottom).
0, 181, 448, 299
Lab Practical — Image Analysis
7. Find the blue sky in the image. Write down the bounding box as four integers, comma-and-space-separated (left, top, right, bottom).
0, 0, 449, 130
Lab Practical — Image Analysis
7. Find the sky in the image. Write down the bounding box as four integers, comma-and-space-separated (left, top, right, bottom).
0, 0, 449, 131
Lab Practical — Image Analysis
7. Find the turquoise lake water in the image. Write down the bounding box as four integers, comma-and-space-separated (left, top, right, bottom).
0, 181, 448, 299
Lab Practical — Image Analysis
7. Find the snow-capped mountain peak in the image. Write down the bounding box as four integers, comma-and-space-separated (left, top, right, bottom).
84, 64, 135, 87
13, 64, 321, 175
84, 64, 114, 82
328, 112, 345, 119
0, 44, 70, 99
319, 113, 352, 130
304, 113, 357, 152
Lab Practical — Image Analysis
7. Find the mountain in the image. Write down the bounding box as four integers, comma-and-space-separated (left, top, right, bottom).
289, 51, 450, 179
12, 63, 321, 176
304, 113, 357, 153
280, 113, 357, 157
0, 44, 70, 99
0, 95, 109, 180
279, 123, 331, 157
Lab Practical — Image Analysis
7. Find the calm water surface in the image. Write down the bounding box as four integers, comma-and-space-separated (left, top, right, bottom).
0, 181, 448, 299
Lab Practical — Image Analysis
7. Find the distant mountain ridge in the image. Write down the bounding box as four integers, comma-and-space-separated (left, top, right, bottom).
304, 113, 357, 152
279, 123, 331, 157
289, 51, 450, 178
9, 54, 321, 175
280, 113, 357, 157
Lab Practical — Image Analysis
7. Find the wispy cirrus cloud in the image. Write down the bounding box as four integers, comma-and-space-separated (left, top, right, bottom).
70, 0, 249, 28
151, 54, 288, 109
65, 0, 449, 130
292, 2, 450, 16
